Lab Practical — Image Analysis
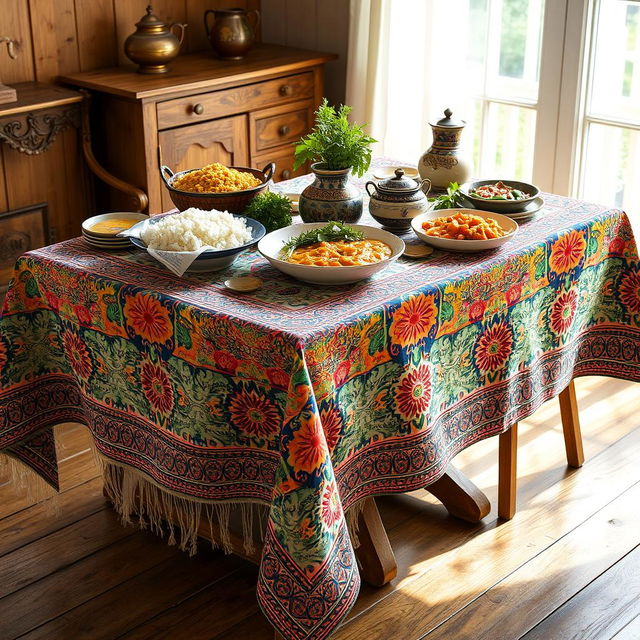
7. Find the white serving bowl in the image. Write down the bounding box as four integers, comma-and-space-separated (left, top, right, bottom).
258, 223, 405, 285
411, 209, 518, 252
82, 212, 149, 238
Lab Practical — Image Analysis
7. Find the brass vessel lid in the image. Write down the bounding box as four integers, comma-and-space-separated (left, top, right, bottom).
430, 108, 466, 129
135, 5, 169, 32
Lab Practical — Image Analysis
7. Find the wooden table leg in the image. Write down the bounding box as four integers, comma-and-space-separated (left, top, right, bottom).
498, 424, 518, 520
354, 497, 398, 587
427, 464, 491, 523
559, 380, 585, 468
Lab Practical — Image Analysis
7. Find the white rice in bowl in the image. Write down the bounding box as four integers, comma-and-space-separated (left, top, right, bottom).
141, 208, 253, 251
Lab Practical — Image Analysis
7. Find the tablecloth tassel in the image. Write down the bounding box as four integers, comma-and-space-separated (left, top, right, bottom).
240, 502, 256, 556
345, 500, 368, 549
0, 451, 57, 510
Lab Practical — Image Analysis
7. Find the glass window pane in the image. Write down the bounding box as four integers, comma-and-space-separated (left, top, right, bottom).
581, 123, 640, 211
481, 102, 536, 180
589, 0, 640, 123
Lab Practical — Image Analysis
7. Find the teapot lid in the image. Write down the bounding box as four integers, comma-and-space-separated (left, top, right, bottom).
136, 5, 168, 30
430, 108, 466, 128
376, 168, 422, 193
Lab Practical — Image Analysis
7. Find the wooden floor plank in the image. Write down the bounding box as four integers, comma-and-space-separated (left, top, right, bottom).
426, 484, 640, 639
612, 614, 640, 640
0, 508, 134, 599
21, 548, 246, 640
521, 544, 640, 640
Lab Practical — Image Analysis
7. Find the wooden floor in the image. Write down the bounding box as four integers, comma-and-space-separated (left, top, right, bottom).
1, 376, 639, 640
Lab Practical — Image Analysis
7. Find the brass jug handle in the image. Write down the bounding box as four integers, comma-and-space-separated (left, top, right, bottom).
170, 22, 187, 46
204, 9, 215, 38
248, 9, 261, 32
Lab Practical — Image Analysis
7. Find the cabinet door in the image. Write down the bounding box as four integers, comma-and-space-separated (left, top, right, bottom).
158, 114, 249, 211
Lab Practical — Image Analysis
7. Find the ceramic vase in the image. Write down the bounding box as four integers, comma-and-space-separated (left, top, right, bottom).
299, 163, 363, 224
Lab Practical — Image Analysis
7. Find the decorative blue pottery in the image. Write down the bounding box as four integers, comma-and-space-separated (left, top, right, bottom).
299, 163, 363, 224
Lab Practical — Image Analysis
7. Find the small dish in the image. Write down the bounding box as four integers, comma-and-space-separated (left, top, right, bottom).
82, 212, 149, 238
373, 166, 420, 181
460, 179, 540, 213
411, 209, 518, 252
258, 223, 405, 285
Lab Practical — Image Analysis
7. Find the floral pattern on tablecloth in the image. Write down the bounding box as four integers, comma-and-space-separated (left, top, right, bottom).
1, 159, 640, 640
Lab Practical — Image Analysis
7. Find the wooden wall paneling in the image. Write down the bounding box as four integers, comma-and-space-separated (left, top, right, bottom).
316, 0, 349, 106
283, 0, 317, 50
28, 0, 80, 82
261, 0, 286, 44
0, 0, 36, 83
186, 0, 213, 54
74, 0, 119, 71
0, 151, 8, 212
113, 0, 189, 67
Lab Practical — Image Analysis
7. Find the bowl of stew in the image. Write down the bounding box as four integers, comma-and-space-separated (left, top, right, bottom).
460, 179, 539, 212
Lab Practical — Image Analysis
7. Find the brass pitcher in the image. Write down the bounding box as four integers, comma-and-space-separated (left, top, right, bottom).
124, 5, 187, 74
204, 8, 260, 60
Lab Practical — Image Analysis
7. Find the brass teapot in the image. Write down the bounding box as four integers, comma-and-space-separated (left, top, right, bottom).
124, 5, 186, 74
204, 8, 260, 60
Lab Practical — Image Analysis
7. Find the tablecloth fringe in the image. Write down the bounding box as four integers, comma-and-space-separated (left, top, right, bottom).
0, 451, 57, 509
96, 453, 266, 558
344, 499, 367, 549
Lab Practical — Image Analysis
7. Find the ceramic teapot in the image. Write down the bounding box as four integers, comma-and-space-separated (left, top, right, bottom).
365, 168, 431, 230
124, 5, 186, 74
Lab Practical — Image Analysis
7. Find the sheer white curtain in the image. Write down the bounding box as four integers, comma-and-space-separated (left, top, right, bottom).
346, 0, 481, 164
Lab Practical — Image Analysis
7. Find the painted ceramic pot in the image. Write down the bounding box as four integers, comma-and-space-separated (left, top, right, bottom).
365, 168, 431, 230
299, 163, 363, 224
419, 108, 471, 189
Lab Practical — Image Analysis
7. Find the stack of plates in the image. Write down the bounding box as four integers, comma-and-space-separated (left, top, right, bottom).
81, 212, 149, 250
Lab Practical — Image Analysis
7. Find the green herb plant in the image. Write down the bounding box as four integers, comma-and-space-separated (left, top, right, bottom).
244, 191, 293, 232
429, 182, 465, 210
293, 99, 377, 178
280, 221, 364, 259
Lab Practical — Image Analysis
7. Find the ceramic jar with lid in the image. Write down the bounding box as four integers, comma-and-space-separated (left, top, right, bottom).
124, 5, 187, 74
365, 169, 431, 230
418, 108, 471, 189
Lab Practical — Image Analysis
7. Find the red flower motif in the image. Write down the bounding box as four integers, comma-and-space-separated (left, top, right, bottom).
45, 290, 61, 312
124, 293, 172, 343
389, 294, 437, 347
320, 405, 342, 452
140, 360, 174, 414
620, 271, 640, 314
288, 413, 326, 473
214, 350, 238, 374
62, 332, 92, 379
550, 289, 578, 336
74, 304, 92, 326
468, 299, 487, 322
474, 321, 513, 373
321, 483, 342, 528
609, 236, 625, 255
229, 388, 280, 438
395, 364, 431, 419
550, 230, 586, 274
333, 360, 351, 387
266, 367, 289, 389
505, 283, 523, 307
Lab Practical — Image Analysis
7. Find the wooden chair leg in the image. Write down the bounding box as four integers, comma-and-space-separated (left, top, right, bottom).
558, 380, 585, 468
427, 464, 491, 523
354, 497, 397, 587
498, 423, 518, 520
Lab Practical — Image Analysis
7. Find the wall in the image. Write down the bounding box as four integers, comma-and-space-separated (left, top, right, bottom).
0, 0, 258, 242
261, 0, 349, 107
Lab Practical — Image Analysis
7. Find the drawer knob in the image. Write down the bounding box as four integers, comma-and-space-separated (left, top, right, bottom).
279, 84, 293, 96
193, 103, 204, 115
278, 124, 290, 136
282, 169, 291, 180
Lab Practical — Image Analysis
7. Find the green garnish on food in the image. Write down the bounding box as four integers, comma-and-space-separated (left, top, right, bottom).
429, 182, 465, 210
280, 221, 364, 259
245, 191, 293, 232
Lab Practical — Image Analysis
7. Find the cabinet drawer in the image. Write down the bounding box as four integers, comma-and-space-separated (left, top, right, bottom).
250, 100, 313, 155
156, 72, 314, 130
252, 146, 308, 183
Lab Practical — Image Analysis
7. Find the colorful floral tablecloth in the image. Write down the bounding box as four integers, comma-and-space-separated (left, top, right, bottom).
1, 160, 640, 640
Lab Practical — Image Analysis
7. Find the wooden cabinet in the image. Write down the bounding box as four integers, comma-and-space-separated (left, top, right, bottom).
61, 45, 335, 213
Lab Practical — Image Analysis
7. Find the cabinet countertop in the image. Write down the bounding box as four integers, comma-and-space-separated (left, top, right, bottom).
60, 44, 336, 102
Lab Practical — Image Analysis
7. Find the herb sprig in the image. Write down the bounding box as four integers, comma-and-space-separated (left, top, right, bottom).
280, 222, 364, 259
245, 191, 292, 232
429, 182, 466, 210
293, 99, 376, 177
